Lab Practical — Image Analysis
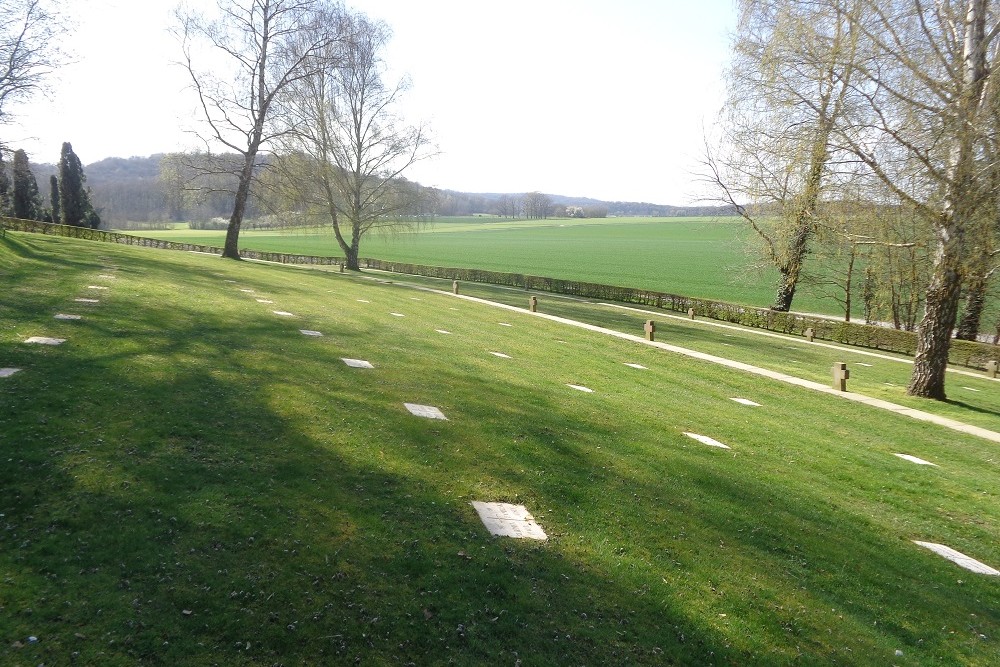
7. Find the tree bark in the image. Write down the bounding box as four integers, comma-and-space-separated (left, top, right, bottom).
906, 226, 963, 399
955, 274, 988, 340
222, 154, 256, 260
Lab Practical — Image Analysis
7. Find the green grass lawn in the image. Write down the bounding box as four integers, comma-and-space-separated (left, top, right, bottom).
131, 217, 850, 316
1, 232, 998, 665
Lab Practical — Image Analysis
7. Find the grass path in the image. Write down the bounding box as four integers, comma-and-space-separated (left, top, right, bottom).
1, 232, 998, 666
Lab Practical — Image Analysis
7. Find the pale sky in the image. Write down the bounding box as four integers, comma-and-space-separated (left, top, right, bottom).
8, 0, 737, 205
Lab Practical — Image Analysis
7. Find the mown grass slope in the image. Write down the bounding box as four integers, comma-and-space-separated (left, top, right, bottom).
1, 232, 998, 666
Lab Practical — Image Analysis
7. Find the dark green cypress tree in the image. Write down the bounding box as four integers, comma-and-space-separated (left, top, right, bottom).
12, 149, 42, 220
58, 142, 87, 226
0, 151, 11, 216
49, 174, 60, 223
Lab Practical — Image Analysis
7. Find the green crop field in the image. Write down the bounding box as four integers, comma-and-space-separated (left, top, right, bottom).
2, 231, 998, 665
132, 216, 853, 317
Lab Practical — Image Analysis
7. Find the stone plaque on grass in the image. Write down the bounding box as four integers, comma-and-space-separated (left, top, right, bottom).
240, 289, 255, 293
0, 368, 22, 378
273, 311, 294, 317
390, 312, 405, 317
54, 314, 82, 320
498, 322, 513, 327
74, 298, 99, 303
624, 363, 648, 370
98, 275, 115, 280
87, 285, 108, 290
342, 358, 374, 369
490, 352, 511, 359
894, 453, 938, 466
471, 502, 547, 540
683, 432, 731, 449
300, 330, 323, 337
357, 299, 370, 303
25, 337, 66, 345
256, 299, 274, 304
404, 403, 448, 420
856, 362, 874, 367
435, 329, 452, 335
913, 541, 999, 575
962, 387, 981, 392
567, 384, 593, 393
730, 398, 761, 407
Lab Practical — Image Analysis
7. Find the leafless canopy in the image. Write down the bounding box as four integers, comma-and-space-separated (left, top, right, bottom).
0, 0, 67, 128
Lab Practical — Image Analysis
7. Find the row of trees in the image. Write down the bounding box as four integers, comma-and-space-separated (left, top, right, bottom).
707, 0, 1000, 400
0, 143, 100, 227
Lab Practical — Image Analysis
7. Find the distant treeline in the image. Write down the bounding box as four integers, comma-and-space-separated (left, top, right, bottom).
27, 153, 736, 226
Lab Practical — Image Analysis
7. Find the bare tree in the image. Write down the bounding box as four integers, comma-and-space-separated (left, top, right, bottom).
278, 7, 433, 269
705, 0, 864, 311
174, 0, 338, 259
522, 191, 552, 219
834, 0, 999, 399
0, 0, 66, 128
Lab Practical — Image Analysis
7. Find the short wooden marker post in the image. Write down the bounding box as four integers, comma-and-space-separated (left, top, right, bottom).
804, 327, 815, 342
832, 362, 850, 391
452, 280, 459, 295
987, 360, 999, 378
529, 296, 537, 312
688, 307, 695, 320
644, 320, 656, 341
339, 262, 345, 273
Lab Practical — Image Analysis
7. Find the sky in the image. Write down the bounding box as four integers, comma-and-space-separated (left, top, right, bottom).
7, 0, 737, 205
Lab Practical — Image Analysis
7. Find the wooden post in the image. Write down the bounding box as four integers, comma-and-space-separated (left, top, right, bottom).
804, 327, 814, 342
688, 307, 695, 320
644, 320, 656, 341
452, 280, 459, 295
339, 262, 345, 273
529, 296, 537, 312
986, 360, 999, 378
832, 362, 850, 391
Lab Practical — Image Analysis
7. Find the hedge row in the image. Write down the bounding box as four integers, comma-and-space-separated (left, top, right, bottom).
0, 218, 344, 267
5, 217, 997, 370
362, 258, 1000, 370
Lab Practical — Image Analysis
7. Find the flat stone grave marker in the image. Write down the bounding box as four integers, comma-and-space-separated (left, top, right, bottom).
273, 311, 295, 317
404, 403, 448, 420
730, 398, 761, 407
498, 322, 513, 327
357, 299, 370, 303
0, 368, 22, 378
962, 387, 980, 392
342, 358, 374, 369
490, 352, 511, 358
224, 279, 237, 283
913, 541, 999, 575
449, 307, 459, 311
390, 312, 405, 317
567, 384, 593, 393
98, 274, 115, 279
74, 298, 99, 303
256, 299, 274, 304
471, 502, 547, 540
856, 362, 873, 367
894, 453, 937, 466
87, 285, 108, 290
25, 336, 66, 345
624, 363, 647, 370
435, 329, 451, 335
683, 432, 731, 449
721, 343, 733, 346
54, 314, 82, 320
240, 288, 255, 293
300, 330, 323, 336
410, 297, 422, 301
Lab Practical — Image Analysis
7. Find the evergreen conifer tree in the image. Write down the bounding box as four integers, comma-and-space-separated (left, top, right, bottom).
49, 174, 60, 222
58, 142, 88, 226
12, 148, 41, 220
0, 150, 10, 216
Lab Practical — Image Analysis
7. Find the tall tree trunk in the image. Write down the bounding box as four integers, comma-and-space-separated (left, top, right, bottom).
222, 154, 256, 260
907, 222, 964, 399
907, 0, 987, 399
955, 274, 988, 340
